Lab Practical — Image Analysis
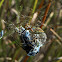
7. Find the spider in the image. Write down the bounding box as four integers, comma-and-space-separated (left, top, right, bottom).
15, 25, 47, 56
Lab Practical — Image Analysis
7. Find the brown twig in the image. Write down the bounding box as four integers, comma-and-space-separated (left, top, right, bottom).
23, 56, 29, 62
38, 0, 45, 9
40, 0, 51, 28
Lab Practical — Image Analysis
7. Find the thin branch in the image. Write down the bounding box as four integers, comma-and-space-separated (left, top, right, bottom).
38, 0, 45, 9
23, 56, 29, 62
40, 0, 51, 28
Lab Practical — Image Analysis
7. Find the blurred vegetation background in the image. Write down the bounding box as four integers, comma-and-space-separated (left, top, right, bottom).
0, 0, 62, 62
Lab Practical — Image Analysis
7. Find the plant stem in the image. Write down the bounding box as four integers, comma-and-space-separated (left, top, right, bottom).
40, 0, 51, 28
23, 56, 29, 62
38, 0, 45, 9
0, 0, 4, 8
32, 0, 38, 14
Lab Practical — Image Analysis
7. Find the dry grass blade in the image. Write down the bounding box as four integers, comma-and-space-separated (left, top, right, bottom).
0, 57, 18, 62
43, 12, 54, 29
50, 28, 62, 41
